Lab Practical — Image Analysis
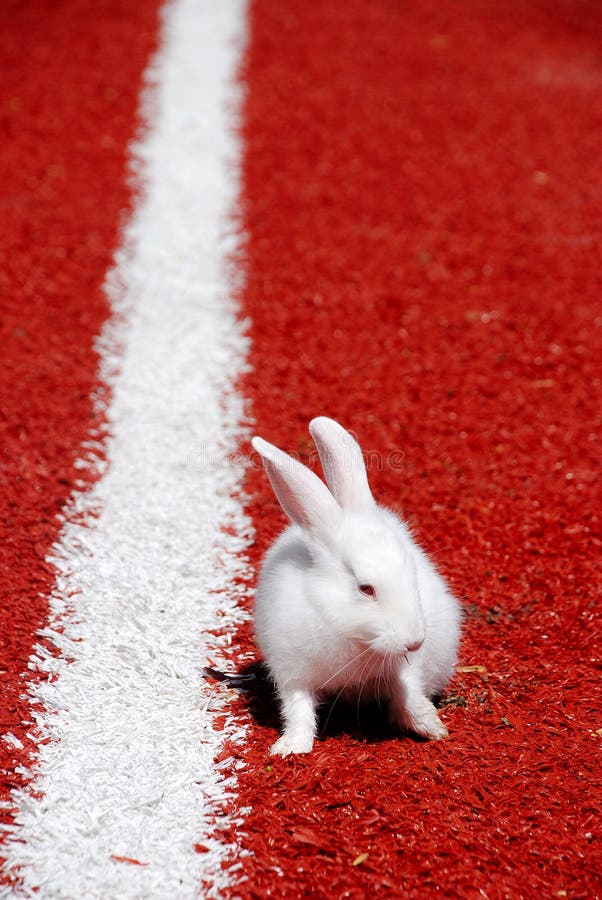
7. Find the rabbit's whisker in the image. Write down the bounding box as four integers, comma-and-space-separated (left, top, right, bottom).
320, 684, 349, 736
355, 652, 376, 722
318, 646, 372, 692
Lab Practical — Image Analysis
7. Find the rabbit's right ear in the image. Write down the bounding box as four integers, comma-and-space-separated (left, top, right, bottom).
309, 417, 375, 512
252, 436, 341, 534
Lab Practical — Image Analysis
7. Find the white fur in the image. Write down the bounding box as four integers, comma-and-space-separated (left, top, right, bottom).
252, 417, 462, 755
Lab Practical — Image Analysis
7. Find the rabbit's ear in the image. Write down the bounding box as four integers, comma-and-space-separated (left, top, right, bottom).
309, 417, 375, 512
252, 436, 341, 533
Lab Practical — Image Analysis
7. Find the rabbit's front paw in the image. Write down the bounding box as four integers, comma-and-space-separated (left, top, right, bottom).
270, 730, 314, 756
271, 688, 317, 755
390, 696, 448, 741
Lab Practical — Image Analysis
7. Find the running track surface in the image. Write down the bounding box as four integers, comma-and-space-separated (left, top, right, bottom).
0, 0, 162, 827
1, 1, 601, 898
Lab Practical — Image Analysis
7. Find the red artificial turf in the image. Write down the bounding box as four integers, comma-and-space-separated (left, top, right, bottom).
217, 1, 602, 897
0, 0, 161, 850
0, 1, 600, 896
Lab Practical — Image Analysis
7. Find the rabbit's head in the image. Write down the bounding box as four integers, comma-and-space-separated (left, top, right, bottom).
252, 417, 426, 660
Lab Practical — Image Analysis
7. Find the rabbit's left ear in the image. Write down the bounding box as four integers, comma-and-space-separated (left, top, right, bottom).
309, 417, 375, 512
252, 435, 341, 534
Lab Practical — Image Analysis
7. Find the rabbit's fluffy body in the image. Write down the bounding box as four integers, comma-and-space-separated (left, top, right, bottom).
252, 417, 462, 756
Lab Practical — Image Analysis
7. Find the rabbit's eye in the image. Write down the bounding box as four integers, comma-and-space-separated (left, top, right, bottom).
359, 584, 376, 598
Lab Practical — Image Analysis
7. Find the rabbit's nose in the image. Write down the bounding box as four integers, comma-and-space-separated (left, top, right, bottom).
406, 638, 424, 653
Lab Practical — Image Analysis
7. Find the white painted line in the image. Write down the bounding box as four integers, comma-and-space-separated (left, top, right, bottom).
2, 0, 251, 896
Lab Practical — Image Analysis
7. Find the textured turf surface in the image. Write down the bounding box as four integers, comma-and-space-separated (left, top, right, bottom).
220, 1, 601, 896
0, 0, 161, 848
1, 0, 600, 896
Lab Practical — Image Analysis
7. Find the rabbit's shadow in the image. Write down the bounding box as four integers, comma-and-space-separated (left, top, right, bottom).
236, 661, 412, 745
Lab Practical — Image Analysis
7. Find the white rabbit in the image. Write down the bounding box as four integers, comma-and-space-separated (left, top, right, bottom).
251, 417, 462, 756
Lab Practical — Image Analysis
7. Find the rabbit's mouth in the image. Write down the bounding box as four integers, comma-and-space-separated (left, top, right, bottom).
368, 632, 424, 658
